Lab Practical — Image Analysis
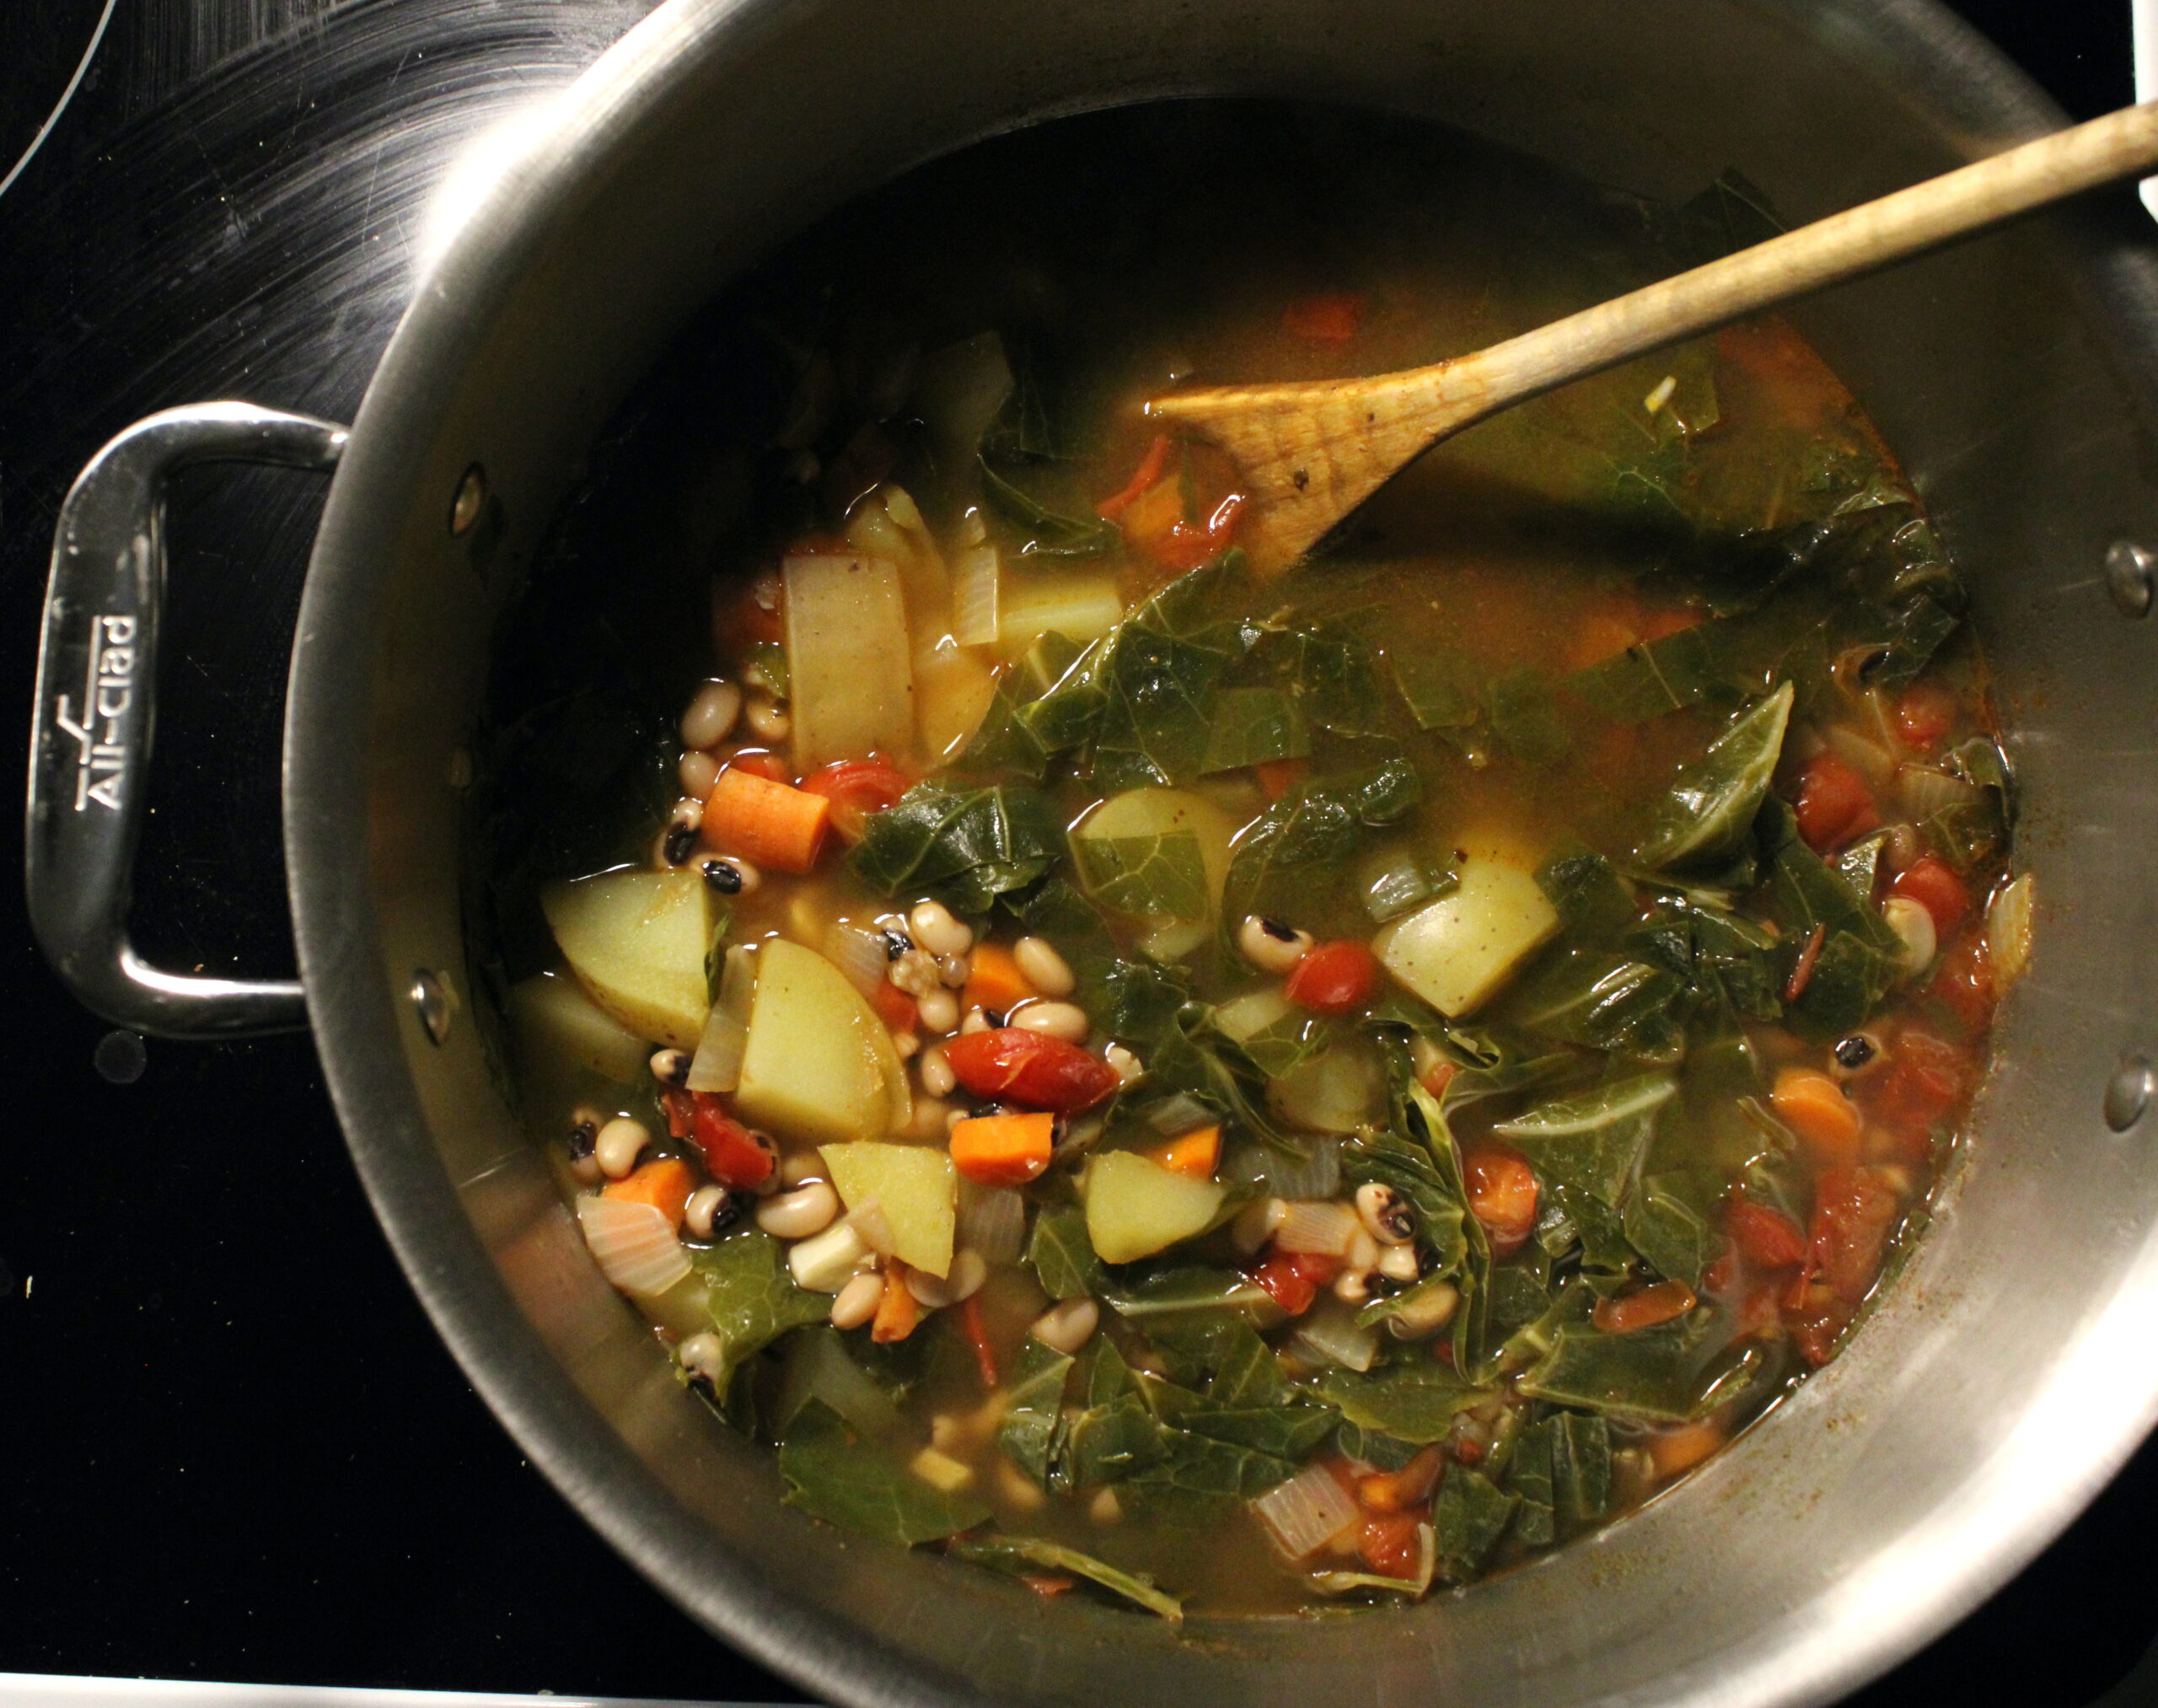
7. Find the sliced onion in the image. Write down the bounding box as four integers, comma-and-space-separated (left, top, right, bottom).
1268, 1040, 1384, 1135
1288, 1297, 1381, 1372
1275, 1198, 1358, 1257
1896, 761, 1982, 818
951, 544, 1001, 647
957, 1180, 1026, 1266
823, 921, 889, 999
1215, 987, 1293, 1043
577, 1195, 690, 1297
1145, 1093, 1217, 1137
1823, 722, 1894, 788
1988, 872, 2035, 986
688, 944, 756, 1093
848, 1197, 898, 1259
1251, 1460, 1361, 1560
1266, 1138, 1340, 1201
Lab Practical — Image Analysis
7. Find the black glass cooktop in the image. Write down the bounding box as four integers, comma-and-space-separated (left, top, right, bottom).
0, 2, 2150, 1702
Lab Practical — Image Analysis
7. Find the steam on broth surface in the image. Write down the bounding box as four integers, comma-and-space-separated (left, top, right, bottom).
475, 104, 2025, 1618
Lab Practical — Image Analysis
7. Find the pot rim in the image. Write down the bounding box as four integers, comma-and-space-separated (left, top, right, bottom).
282, 3, 2158, 1705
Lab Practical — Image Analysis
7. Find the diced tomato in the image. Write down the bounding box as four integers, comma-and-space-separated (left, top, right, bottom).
659, 1086, 695, 1141
1157, 492, 1247, 571
689, 1094, 777, 1190
1419, 1057, 1458, 1100
1792, 751, 1879, 853
1701, 1245, 1738, 1296
1591, 1280, 1698, 1335
1451, 1437, 1486, 1469
1726, 1191, 1809, 1270
1808, 1166, 1902, 1306
941, 1027, 1120, 1113
959, 1293, 999, 1388
802, 757, 908, 842
715, 569, 784, 647
1891, 856, 1969, 937
1357, 1512, 1424, 1577
1894, 684, 1957, 755
870, 979, 918, 1034
1282, 291, 1365, 345
1930, 936, 1996, 1034
1864, 1031, 1966, 1144
1096, 434, 1174, 522
1284, 940, 1380, 1015
1463, 1145, 1538, 1259
1254, 757, 1309, 803
1252, 1249, 1322, 1316
1788, 1293, 1855, 1368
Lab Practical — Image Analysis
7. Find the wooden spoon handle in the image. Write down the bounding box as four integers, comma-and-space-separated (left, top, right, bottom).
1151, 102, 2158, 571
1468, 100, 2158, 414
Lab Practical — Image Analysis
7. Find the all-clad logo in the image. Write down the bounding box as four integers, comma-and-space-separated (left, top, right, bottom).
53, 613, 136, 811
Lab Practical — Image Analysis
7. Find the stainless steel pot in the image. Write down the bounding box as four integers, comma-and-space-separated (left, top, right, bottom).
26, 3, 2158, 1704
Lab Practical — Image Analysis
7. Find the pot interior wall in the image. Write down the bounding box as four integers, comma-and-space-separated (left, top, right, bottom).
289, 3, 2158, 1705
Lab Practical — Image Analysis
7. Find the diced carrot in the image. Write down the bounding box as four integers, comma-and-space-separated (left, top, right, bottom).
1254, 757, 1310, 802
1637, 606, 1704, 642
962, 941, 1035, 1016
872, 1262, 920, 1343
1792, 751, 1878, 853
1647, 1421, 1725, 1480
603, 1157, 696, 1228
1892, 856, 1969, 937
1097, 434, 1175, 521
701, 765, 830, 873
1021, 1575, 1075, 1598
1282, 291, 1365, 345
1770, 1066, 1863, 1171
871, 980, 918, 1035
730, 749, 793, 783
1592, 1279, 1698, 1335
959, 1293, 999, 1388
948, 1112, 1056, 1187
1463, 1146, 1538, 1259
1146, 1125, 1221, 1179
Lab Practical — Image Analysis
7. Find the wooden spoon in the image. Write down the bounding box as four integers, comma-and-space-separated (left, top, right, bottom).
1147, 102, 2158, 573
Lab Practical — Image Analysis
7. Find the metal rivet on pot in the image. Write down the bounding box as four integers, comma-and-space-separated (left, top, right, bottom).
2104, 540, 2155, 618
411, 969, 455, 1045
449, 464, 486, 536
2105, 1056, 2156, 1131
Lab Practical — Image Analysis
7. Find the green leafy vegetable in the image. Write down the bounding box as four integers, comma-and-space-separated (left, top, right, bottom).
1317, 1360, 1490, 1442
1433, 1464, 1519, 1581
1517, 1319, 1763, 1422
1202, 686, 1310, 773
1389, 646, 1483, 733
1071, 830, 1211, 921
1622, 1169, 1719, 1287
1027, 1204, 1109, 1301
1487, 668, 1572, 764
779, 1401, 990, 1544
1061, 1339, 1167, 1489
965, 631, 1086, 778
1103, 1267, 1278, 1324
1758, 797, 1899, 1040
997, 1338, 1074, 1488
1636, 683, 1793, 869
949, 1534, 1184, 1620
690, 1229, 832, 1388
851, 781, 1065, 913
978, 455, 1121, 557
1220, 757, 1423, 928
1006, 879, 1187, 1043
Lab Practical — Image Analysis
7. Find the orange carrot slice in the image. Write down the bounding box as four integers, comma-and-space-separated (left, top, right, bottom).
1146, 1125, 1221, 1179
602, 1157, 696, 1228
948, 1112, 1055, 1187
701, 766, 830, 873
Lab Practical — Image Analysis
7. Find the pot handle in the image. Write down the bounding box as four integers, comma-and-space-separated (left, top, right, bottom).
26, 402, 348, 1039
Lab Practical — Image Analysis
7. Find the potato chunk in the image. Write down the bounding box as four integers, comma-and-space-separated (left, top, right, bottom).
821, 1141, 957, 1278
783, 552, 917, 768
1086, 1150, 1225, 1265
735, 939, 910, 1148
1375, 856, 1559, 1018
541, 869, 724, 1050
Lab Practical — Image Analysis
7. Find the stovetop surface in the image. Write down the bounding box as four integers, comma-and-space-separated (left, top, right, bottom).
0, 1, 2150, 1702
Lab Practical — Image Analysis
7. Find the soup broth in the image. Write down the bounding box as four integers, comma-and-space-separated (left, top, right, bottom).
475, 105, 2025, 1619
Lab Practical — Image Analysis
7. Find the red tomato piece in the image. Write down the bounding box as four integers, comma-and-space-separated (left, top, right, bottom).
1284, 940, 1380, 1015
1358, 1512, 1425, 1577
659, 1086, 695, 1141
802, 757, 908, 842
1894, 684, 1957, 755
728, 749, 792, 784
1463, 1145, 1538, 1259
1726, 1191, 1809, 1270
1282, 291, 1365, 344
1157, 492, 1248, 571
1808, 1166, 1903, 1306
1096, 434, 1174, 521
1254, 757, 1309, 802
1252, 1249, 1320, 1317
941, 1027, 1120, 1113
690, 1094, 776, 1190
1789, 1296, 1855, 1368
1864, 1030, 1967, 1142
869, 980, 918, 1035
1792, 751, 1879, 853
1930, 936, 1996, 1033
1891, 855, 1969, 937
715, 570, 785, 647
